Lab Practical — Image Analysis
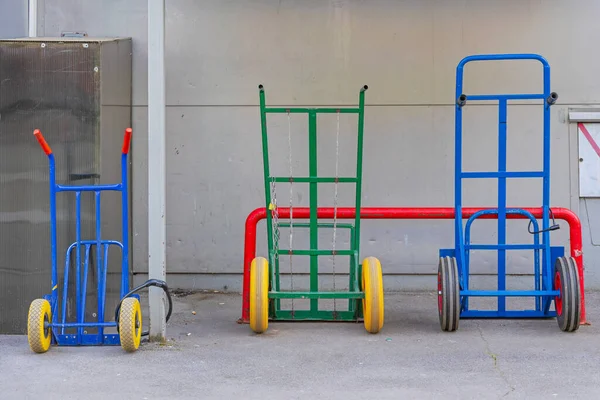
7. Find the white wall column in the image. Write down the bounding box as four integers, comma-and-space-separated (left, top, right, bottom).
147, 0, 167, 341
28, 0, 37, 37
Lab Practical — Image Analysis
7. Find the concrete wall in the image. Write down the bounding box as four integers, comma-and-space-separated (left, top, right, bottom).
0, 0, 27, 38
35, 0, 600, 292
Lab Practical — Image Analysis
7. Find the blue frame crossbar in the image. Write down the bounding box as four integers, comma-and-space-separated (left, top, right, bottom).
440, 54, 561, 318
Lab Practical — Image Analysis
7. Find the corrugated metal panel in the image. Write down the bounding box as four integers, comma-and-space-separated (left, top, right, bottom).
0, 38, 132, 334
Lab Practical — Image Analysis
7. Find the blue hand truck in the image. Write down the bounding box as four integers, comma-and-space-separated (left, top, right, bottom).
437, 54, 581, 332
27, 128, 172, 353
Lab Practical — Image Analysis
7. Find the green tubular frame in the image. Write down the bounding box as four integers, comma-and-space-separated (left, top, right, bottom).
257, 84, 369, 321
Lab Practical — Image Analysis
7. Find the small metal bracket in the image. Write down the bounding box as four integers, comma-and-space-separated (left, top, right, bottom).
69, 173, 100, 181
61, 31, 88, 38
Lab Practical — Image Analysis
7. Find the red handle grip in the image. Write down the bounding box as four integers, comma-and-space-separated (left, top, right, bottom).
33, 129, 53, 155
122, 128, 132, 154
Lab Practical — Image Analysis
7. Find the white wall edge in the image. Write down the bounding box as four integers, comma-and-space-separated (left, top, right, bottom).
568, 108, 600, 122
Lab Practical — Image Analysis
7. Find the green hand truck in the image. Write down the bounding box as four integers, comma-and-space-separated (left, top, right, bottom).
249, 84, 384, 334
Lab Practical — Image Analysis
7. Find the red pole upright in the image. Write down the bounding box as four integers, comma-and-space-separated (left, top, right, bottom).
238, 207, 587, 325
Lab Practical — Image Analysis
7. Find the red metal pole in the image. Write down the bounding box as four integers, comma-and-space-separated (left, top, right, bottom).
241, 207, 265, 324
238, 207, 587, 325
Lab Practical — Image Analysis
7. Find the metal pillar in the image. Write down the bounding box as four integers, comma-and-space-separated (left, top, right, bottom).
147, 0, 167, 340
28, 0, 37, 37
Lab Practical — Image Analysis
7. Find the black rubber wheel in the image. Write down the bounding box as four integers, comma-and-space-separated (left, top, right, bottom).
554, 256, 581, 332
438, 256, 460, 332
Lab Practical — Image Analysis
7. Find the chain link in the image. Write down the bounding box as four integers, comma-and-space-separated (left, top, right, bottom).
269, 177, 280, 262
267, 115, 280, 264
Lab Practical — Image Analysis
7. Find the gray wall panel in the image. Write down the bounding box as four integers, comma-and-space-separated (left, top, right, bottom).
0, 0, 27, 38
39, 0, 600, 106
159, 104, 571, 277
42, 0, 148, 105
33, 0, 600, 292
165, 0, 600, 106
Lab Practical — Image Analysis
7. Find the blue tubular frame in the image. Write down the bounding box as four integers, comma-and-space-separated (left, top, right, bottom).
440, 54, 561, 318
37, 128, 133, 346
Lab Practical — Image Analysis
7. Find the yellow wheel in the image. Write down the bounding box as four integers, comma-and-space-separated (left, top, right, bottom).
27, 299, 52, 353
362, 256, 384, 334
250, 256, 269, 333
119, 297, 142, 352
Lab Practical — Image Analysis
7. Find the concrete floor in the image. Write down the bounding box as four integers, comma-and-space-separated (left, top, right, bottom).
1, 291, 600, 399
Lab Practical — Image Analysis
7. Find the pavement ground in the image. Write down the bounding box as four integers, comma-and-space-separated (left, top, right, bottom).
1, 291, 600, 399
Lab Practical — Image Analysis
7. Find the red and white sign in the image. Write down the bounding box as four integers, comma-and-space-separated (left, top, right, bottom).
578, 122, 600, 197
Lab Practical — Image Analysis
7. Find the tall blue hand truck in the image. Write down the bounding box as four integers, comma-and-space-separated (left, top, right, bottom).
27, 128, 172, 353
437, 54, 581, 332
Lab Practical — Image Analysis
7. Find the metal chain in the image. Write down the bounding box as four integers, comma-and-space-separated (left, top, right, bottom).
267, 117, 280, 263
287, 110, 294, 315
332, 110, 340, 313
270, 176, 280, 262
